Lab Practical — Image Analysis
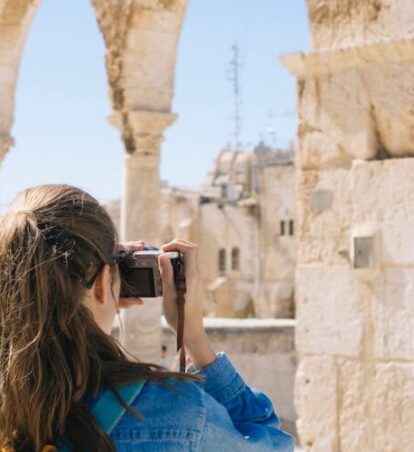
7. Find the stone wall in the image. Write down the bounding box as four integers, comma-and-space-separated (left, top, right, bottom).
258, 163, 296, 317
161, 317, 297, 436
282, 1, 414, 450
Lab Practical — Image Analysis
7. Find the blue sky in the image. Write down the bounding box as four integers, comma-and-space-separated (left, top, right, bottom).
0, 0, 309, 211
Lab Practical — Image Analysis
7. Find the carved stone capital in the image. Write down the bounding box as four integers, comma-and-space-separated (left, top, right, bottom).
117, 109, 177, 155
108, 110, 176, 134
127, 110, 177, 136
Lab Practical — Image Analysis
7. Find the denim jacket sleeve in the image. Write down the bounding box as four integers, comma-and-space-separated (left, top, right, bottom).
188, 352, 295, 451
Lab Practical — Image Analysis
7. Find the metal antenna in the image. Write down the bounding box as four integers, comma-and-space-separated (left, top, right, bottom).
228, 43, 243, 151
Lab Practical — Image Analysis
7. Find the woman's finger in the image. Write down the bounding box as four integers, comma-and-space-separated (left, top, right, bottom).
118, 240, 146, 252
161, 239, 199, 278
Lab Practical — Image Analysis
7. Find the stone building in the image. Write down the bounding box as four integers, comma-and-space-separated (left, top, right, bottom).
281, 0, 414, 450
107, 143, 296, 319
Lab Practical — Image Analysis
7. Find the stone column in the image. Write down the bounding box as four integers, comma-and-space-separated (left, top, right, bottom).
117, 110, 176, 363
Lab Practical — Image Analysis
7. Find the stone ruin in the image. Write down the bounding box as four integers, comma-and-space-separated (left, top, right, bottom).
1, 0, 414, 449
281, 0, 414, 450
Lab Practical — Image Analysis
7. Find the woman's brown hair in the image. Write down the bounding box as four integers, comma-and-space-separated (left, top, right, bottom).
0, 184, 194, 451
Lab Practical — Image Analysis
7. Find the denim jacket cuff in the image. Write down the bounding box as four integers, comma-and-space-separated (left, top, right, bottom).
187, 352, 246, 404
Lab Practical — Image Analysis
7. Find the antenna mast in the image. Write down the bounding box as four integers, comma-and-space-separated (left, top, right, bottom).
228, 43, 243, 151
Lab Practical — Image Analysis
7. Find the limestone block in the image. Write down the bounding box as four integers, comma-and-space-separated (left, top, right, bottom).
374, 268, 414, 360
351, 159, 414, 266
126, 28, 177, 55
373, 362, 414, 452
337, 358, 372, 451
0, 0, 39, 26
91, 0, 131, 49
297, 169, 351, 265
295, 356, 338, 452
307, 0, 414, 51
135, 0, 184, 11
130, 8, 181, 32
364, 60, 414, 156
123, 49, 175, 110
0, 23, 24, 52
298, 70, 377, 169
295, 265, 363, 357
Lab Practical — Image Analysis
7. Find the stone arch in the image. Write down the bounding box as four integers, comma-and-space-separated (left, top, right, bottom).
0, 0, 189, 361
0, 0, 41, 162
91, 0, 188, 155
0, 0, 188, 168
90, 0, 190, 362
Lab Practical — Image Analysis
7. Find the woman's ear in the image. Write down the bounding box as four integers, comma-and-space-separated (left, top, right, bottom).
93, 264, 113, 305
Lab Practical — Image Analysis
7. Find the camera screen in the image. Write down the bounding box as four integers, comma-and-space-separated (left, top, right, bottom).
120, 268, 155, 298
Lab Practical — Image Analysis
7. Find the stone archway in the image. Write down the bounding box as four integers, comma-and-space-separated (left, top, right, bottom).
0, 0, 189, 361
0, 0, 41, 161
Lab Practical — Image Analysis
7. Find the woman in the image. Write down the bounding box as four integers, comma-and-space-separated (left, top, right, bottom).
0, 184, 294, 451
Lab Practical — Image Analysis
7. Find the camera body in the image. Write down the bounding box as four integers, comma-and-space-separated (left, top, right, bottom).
117, 246, 183, 298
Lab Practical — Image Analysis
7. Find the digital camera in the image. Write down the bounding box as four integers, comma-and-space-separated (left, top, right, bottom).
117, 246, 183, 298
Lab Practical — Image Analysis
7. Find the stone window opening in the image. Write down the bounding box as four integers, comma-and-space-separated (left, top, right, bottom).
231, 247, 240, 271
289, 219, 294, 236
280, 220, 285, 236
218, 248, 226, 274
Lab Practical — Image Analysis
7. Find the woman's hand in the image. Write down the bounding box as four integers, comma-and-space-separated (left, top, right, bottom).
117, 240, 145, 309
158, 239, 216, 368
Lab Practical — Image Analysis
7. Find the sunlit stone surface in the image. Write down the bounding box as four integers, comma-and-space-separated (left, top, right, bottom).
282, 1, 414, 450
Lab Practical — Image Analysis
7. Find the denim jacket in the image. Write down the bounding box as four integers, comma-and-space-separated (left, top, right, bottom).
84, 353, 295, 451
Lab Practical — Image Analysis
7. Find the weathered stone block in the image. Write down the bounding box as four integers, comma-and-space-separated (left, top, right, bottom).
374, 267, 414, 360
0, 23, 24, 50
126, 28, 176, 54
373, 362, 414, 452
0, 0, 39, 25
297, 70, 376, 169
297, 169, 351, 265
365, 61, 414, 157
295, 265, 364, 357
295, 356, 338, 451
337, 358, 372, 451
131, 9, 181, 32
352, 159, 414, 266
